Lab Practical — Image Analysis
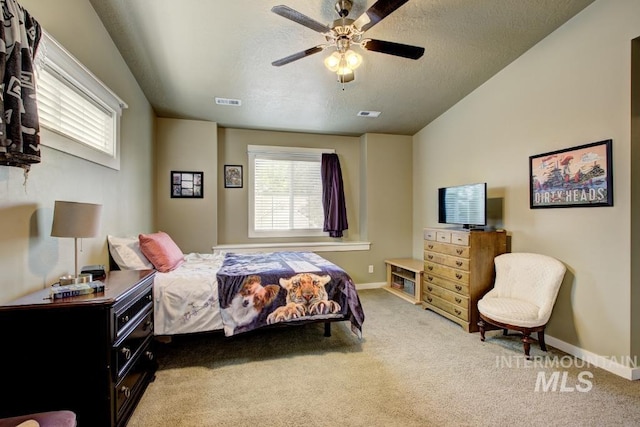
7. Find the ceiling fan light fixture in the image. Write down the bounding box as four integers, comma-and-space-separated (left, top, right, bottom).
272, 1, 423, 86
337, 69, 354, 83
344, 49, 362, 69
324, 51, 342, 72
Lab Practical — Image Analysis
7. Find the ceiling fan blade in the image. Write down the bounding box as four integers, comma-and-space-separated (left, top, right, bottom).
272, 46, 325, 66
362, 39, 425, 60
352, 0, 410, 32
271, 5, 330, 33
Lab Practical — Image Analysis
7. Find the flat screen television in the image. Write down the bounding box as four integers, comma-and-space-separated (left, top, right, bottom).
438, 182, 487, 229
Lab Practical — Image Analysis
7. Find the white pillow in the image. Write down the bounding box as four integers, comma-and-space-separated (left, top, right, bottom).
107, 235, 153, 270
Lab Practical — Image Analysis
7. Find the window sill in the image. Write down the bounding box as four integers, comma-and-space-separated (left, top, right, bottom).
212, 241, 371, 253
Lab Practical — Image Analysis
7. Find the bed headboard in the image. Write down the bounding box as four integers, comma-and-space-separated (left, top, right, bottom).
108, 246, 120, 271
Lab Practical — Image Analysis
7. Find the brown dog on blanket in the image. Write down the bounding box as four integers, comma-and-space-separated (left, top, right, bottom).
221, 275, 279, 334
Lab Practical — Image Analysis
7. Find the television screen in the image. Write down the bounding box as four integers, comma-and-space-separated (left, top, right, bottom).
438, 183, 487, 228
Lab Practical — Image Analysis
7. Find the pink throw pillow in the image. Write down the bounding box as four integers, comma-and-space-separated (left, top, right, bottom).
138, 232, 184, 272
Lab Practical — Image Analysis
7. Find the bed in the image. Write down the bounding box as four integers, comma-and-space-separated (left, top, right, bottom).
107, 234, 365, 339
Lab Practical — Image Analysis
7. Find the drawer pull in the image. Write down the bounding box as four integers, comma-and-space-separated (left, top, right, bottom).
455, 285, 462, 291
121, 386, 131, 399
428, 244, 434, 249
456, 261, 463, 267
147, 294, 153, 302
427, 286, 433, 292
145, 350, 155, 361
455, 297, 462, 304
121, 347, 132, 360
121, 315, 129, 324
144, 320, 153, 331
456, 249, 463, 255
427, 276, 433, 282
427, 266, 433, 271
427, 297, 433, 303
454, 309, 462, 315
455, 273, 463, 280
428, 255, 433, 260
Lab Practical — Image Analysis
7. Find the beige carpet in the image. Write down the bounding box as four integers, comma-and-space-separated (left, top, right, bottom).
128, 289, 640, 426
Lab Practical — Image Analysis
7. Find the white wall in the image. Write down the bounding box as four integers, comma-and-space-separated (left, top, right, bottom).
0, 0, 155, 302
413, 0, 640, 366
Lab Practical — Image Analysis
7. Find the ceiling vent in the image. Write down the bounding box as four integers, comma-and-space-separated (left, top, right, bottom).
357, 110, 381, 118
215, 97, 242, 106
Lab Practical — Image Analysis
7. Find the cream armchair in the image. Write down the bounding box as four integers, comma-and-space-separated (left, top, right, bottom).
477, 252, 566, 358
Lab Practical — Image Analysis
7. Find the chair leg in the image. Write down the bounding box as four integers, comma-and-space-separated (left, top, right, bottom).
538, 330, 547, 352
478, 320, 486, 341
522, 333, 533, 359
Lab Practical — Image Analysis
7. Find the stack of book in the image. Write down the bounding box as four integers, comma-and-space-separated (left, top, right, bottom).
50, 281, 105, 299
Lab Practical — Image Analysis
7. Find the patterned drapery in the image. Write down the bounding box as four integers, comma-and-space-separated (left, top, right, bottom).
0, 0, 41, 172
321, 153, 348, 238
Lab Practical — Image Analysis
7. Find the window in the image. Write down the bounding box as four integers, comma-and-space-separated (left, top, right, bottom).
35, 31, 127, 170
248, 145, 333, 238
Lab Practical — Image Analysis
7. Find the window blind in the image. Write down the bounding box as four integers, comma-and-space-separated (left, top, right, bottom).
249, 145, 333, 237
38, 64, 115, 155
34, 30, 126, 169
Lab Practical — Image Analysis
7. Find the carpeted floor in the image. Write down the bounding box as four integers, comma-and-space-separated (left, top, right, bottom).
128, 289, 640, 426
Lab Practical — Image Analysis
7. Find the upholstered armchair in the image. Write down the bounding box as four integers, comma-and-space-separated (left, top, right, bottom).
477, 252, 566, 358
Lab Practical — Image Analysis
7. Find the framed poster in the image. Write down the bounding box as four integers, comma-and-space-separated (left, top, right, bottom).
171, 171, 203, 198
224, 165, 243, 188
529, 139, 612, 209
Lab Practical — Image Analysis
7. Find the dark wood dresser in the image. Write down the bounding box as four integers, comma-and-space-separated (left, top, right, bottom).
0, 270, 157, 426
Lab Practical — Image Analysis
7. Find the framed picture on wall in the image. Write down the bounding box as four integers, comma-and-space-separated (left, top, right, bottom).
224, 165, 243, 188
529, 139, 613, 209
171, 171, 204, 198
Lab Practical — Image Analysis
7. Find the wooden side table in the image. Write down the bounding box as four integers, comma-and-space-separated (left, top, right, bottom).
0, 270, 157, 427
384, 258, 424, 304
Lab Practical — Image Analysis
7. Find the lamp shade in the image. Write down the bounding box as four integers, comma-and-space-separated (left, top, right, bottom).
51, 201, 102, 238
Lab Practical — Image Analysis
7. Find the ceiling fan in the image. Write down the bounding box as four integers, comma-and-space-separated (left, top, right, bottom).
271, 0, 425, 83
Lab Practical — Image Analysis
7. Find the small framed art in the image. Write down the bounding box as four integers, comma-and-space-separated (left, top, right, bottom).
529, 139, 612, 209
224, 165, 243, 188
171, 171, 203, 198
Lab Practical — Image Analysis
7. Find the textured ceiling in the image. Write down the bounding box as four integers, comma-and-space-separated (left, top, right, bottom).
89, 0, 595, 136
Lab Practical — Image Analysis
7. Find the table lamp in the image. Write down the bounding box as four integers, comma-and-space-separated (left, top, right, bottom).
51, 200, 102, 284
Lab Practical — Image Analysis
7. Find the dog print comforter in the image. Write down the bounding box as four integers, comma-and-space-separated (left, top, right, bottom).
216, 251, 365, 337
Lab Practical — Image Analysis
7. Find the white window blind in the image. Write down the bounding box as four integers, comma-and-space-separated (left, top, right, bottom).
248, 145, 333, 238
35, 31, 127, 170
38, 65, 115, 155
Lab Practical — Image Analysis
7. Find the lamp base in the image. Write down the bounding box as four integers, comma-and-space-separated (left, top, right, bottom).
59, 273, 92, 285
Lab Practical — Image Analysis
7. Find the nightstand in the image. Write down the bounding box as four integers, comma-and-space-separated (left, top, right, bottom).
0, 270, 157, 427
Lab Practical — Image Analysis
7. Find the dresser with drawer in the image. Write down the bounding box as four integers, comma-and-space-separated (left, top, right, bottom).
423, 228, 507, 332
0, 269, 157, 426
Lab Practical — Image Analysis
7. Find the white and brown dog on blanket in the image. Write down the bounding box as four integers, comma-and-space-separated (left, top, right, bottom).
221, 275, 279, 334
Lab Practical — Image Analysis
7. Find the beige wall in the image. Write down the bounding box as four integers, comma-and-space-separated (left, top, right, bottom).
217, 128, 361, 243
413, 0, 640, 363
0, 0, 155, 302
155, 118, 218, 253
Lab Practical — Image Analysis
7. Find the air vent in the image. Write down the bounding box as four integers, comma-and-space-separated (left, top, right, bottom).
215, 97, 242, 106
357, 110, 381, 118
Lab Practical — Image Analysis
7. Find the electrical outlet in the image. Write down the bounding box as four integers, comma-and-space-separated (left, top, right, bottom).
368, 265, 374, 273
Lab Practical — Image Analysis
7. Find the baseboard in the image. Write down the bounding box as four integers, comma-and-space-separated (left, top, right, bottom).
356, 282, 386, 290
545, 335, 639, 380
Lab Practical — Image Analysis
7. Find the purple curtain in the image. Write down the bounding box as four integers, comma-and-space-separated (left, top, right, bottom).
0, 0, 41, 172
321, 153, 348, 238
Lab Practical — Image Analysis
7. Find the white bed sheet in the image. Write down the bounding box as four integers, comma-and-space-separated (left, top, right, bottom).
153, 252, 225, 335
